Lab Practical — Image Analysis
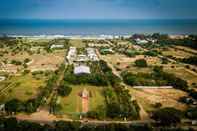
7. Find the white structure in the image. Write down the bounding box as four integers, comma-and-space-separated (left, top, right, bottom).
50, 44, 64, 49
0, 76, 5, 82
67, 47, 77, 63
76, 54, 89, 62
74, 65, 91, 75
136, 38, 148, 44
86, 48, 99, 61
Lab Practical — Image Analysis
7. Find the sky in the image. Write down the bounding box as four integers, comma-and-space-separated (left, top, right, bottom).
0, 0, 197, 19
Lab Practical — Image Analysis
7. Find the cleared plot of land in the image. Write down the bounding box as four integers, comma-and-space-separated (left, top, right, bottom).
101, 53, 161, 73
69, 39, 86, 48
174, 45, 197, 54
129, 88, 187, 112
164, 67, 197, 87
0, 74, 46, 102
161, 47, 194, 58
1, 50, 65, 72
60, 85, 105, 119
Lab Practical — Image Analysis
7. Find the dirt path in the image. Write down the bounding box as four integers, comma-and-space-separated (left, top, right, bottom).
16, 109, 58, 123
82, 97, 89, 113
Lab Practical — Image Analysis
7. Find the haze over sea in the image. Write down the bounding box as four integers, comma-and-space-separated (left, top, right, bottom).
0, 19, 197, 36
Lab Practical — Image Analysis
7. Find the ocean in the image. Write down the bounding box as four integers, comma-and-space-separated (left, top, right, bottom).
0, 19, 197, 36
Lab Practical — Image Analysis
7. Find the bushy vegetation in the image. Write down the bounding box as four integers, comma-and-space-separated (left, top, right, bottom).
135, 59, 148, 67
185, 107, 197, 119
102, 85, 140, 120
151, 107, 183, 126
4, 64, 65, 114
57, 82, 72, 97
144, 50, 160, 56
180, 56, 197, 66
121, 66, 188, 90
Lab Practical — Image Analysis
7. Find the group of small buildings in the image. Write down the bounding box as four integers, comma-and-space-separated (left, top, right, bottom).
66, 46, 99, 75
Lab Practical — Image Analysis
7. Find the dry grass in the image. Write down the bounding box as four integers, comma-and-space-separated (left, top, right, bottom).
129, 88, 187, 112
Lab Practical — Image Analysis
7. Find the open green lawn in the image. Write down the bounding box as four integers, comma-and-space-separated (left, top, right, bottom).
0, 74, 46, 102
60, 85, 105, 119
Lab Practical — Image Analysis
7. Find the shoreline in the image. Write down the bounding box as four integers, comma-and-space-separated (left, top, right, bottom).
0, 34, 190, 40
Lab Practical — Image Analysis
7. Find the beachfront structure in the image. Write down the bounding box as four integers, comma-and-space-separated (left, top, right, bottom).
74, 65, 91, 75
86, 48, 99, 61
67, 47, 77, 63
135, 38, 148, 44
50, 44, 64, 49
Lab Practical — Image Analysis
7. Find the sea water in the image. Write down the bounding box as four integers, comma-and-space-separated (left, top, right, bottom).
0, 19, 197, 36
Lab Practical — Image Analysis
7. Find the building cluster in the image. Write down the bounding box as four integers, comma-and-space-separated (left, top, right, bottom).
66, 47, 99, 75
86, 48, 99, 61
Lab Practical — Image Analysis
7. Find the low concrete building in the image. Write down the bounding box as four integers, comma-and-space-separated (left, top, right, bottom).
50, 44, 64, 49
74, 65, 91, 75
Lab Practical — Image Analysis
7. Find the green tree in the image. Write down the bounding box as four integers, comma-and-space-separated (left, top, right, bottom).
135, 59, 148, 67
151, 107, 182, 126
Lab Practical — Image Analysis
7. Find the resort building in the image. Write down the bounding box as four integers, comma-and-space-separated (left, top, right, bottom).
67, 47, 77, 63
86, 48, 99, 61
74, 65, 91, 75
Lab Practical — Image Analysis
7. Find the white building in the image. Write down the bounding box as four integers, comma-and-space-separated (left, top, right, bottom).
136, 38, 148, 44
50, 44, 64, 49
67, 47, 77, 63
86, 48, 99, 61
0, 76, 5, 82
74, 65, 91, 75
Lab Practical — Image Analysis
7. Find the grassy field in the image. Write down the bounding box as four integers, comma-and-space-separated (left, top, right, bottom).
0, 74, 46, 102
60, 85, 105, 119
129, 87, 187, 112
164, 67, 197, 86
161, 47, 194, 58
69, 39, 86, 48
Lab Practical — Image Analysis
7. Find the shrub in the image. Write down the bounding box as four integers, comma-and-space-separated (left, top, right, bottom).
57, 84, 72, 97
135, 59, 148, 67
151, 107, 182, 126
